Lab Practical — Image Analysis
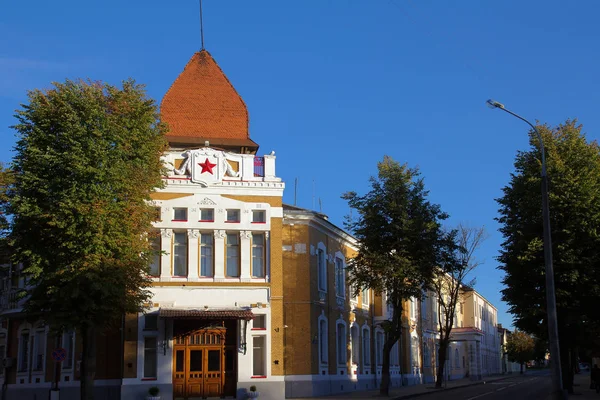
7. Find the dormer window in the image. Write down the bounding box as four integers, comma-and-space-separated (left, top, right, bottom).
226, 209, 240, 223
173, 208, 188, 221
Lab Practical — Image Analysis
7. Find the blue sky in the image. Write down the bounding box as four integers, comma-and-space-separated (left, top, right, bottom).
2, 0, 600, 329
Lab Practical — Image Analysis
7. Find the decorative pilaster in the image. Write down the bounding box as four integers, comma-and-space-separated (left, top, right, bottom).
160, 229, 172, 280
187, 229, 199, 281
240, 231, 252, 281
265, 231, 270, 282
213, 230, 226, 280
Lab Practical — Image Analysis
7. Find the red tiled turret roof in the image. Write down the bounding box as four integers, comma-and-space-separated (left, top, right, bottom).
161, 50, 258, 150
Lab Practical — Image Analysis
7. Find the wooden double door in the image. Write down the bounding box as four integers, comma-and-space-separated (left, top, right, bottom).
173, 328, 226, 399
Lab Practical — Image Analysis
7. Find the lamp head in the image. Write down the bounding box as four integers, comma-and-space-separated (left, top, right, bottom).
486, 99, 505, 109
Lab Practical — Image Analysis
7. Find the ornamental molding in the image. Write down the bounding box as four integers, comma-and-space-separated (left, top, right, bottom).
161, 229, 172, 238
188, 229, 200, 238
240, 231, 252, 240
214, 230, 226, 239
198, 197, 217, 206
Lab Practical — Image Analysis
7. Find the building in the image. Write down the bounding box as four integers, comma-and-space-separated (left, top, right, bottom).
0, 48, 504, 400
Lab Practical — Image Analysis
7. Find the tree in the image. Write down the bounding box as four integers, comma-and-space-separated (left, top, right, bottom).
433, 224, 487, 388
343, 156, 449, 395
0, 164, 13, 262
506, 330, 535, 374
8, 79, 167, 400
497, 120, 600, 392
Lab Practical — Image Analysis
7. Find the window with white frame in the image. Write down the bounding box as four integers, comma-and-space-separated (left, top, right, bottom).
149, 235, 161, 276
433, 296, 438, 324
410, 298, 416, 319
362, 327, 371, 366
423, 342, 430, 366
252, 315, 266, 330
200, 208, 214, 222
226, 209, 240, 223
62, 330, 74, 370
252, 233, 265, 278
173, 207, 188, 221
317, 247, 326, 292
421, 294, 427, 320
376, 331, 384, 366
350, 325, 359, 365
18, 329, 29, 372
334, 257, 344, 298
319, 318, 328, 364
390, 340, 399, 366
336, 322, 347, 365
200, 233, 214, 277
173, 231, 188, 276
455, 348, 460, 368
32, 328, 45, 372
226, 233, 240, 277
411, 336, 419, 368
252, 210, 266, 223
143, 337, 158, 378
362, 288, 369, 307
252, 336, 266, 376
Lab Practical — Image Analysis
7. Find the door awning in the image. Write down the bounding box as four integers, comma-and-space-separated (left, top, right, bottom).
159, 307, 254, 321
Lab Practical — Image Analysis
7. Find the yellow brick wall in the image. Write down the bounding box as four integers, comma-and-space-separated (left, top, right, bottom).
269, 217, 284, 375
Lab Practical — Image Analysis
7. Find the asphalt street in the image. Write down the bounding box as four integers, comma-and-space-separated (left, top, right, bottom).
412, 371, 553, 400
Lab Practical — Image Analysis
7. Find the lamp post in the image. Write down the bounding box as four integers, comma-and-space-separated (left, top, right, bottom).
486, 99, 564, 399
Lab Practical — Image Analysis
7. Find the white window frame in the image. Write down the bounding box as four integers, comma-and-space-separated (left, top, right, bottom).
143, 336, 158, 379
334, 252, 345, 299
200, 232, 214, 277
62, 330, 75, 371
318, 314, 328, 367
172, 230, 188, 277
362, 287, 369, 308
335, 319, 347, 367
375, 329, 384, 367
251, 233, 265, 278
173, 207, 188, 221
350, 323, 359, 366
252, 335, 267, 377
317, 243, 327, 292
361, 324, 371, 369
17, 324, 31, 375
32, 325, 47, 373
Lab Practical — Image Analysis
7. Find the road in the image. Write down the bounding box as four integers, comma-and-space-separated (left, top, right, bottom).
416, 371, 553, 400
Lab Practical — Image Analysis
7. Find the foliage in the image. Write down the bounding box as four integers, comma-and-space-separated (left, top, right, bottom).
343, 156, 449, 395
506, 330, 535, 367
0, 164, 13, 256
433, 224, 487, 387
496, 119, 600, 389
8, 79, 167, 399
249, 385, 257, 392
148, 386, 160, 396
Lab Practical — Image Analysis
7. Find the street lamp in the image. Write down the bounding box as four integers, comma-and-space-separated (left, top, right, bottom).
486, 99, 565, 399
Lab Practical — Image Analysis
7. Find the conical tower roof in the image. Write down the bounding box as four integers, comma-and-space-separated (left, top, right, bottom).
161, 50, 258, 152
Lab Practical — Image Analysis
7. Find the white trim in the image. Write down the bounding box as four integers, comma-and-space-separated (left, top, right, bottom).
318, 314, 328, 367
361, 324, 371, 372
334, 251, 346, 299
335, 318, 347, 369
317, 242, 327, 293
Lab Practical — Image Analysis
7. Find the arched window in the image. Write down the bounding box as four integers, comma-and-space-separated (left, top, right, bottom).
423, 342, 430, 367
362, 326, 371, 367
336, 322, 347, 365
317, 243, 327, 292
319, 317, 328, 364
376, 331, 384, 366
455, 348, 460, 368
350, 325, 359, 365
411, 336, 419, 368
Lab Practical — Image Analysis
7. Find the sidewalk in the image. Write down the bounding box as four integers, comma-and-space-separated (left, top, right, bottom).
294, 374, 515, 400
564, 371, 600, 400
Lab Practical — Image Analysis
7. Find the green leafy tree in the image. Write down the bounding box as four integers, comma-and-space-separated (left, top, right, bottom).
506, 330, 535, 374
497, 120, 600, 392
433, 224, 486, 388
343, 156, 449, 395
0, 164, 13, 262
9, 79, 167, 400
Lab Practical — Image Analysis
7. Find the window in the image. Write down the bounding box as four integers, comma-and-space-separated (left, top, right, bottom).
18, 330, 29, 372
455, 348, 460, 368
252, 234, 265, 278
317, 248, 326, 292
350, 326, 359, 365
62, 331, 74, 370
143, 337, 158, 378
173, 232, 188, 276
411, 337, 419, 367
149, 236, 160, 276
252, 336, 266, 376
362, 288, 369, 307
433, 296, 438, 324
319, 319, 328, 364
421, 295, 427, 320
336, 323, 346, 365
0, 333, 5, 376
200, 233, 214, 277
410, 298, 416, 319
226, 233, 240, 277
423, 342, 430, 367
200, 209, 214, 222
252, 315, 266, 330
334, 257, 344, 298
173, 208, 187, 221
362, 328, 370, 366
460, 302, 464, 314
226, 209, 240, 223
32, 329, 45, 371
391, 340, 399, 366
145, 313, 158, 331
252, 210, 266, 223
376, 331, 384, 366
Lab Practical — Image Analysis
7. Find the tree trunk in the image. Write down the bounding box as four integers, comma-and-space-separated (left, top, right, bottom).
435, 341, 448, 388
80, 325, 97, 400
379, 336, 396, 395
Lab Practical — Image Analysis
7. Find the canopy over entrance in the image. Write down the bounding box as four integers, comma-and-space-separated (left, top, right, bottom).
159, 307, 254, 321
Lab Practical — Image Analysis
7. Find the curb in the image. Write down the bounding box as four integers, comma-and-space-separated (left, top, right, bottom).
390, 375, 517, 400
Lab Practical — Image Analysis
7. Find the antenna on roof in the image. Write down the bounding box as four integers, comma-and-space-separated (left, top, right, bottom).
199, 0, 205, 50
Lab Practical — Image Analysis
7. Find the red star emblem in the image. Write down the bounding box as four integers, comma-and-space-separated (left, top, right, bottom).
198, 158, 217, 174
